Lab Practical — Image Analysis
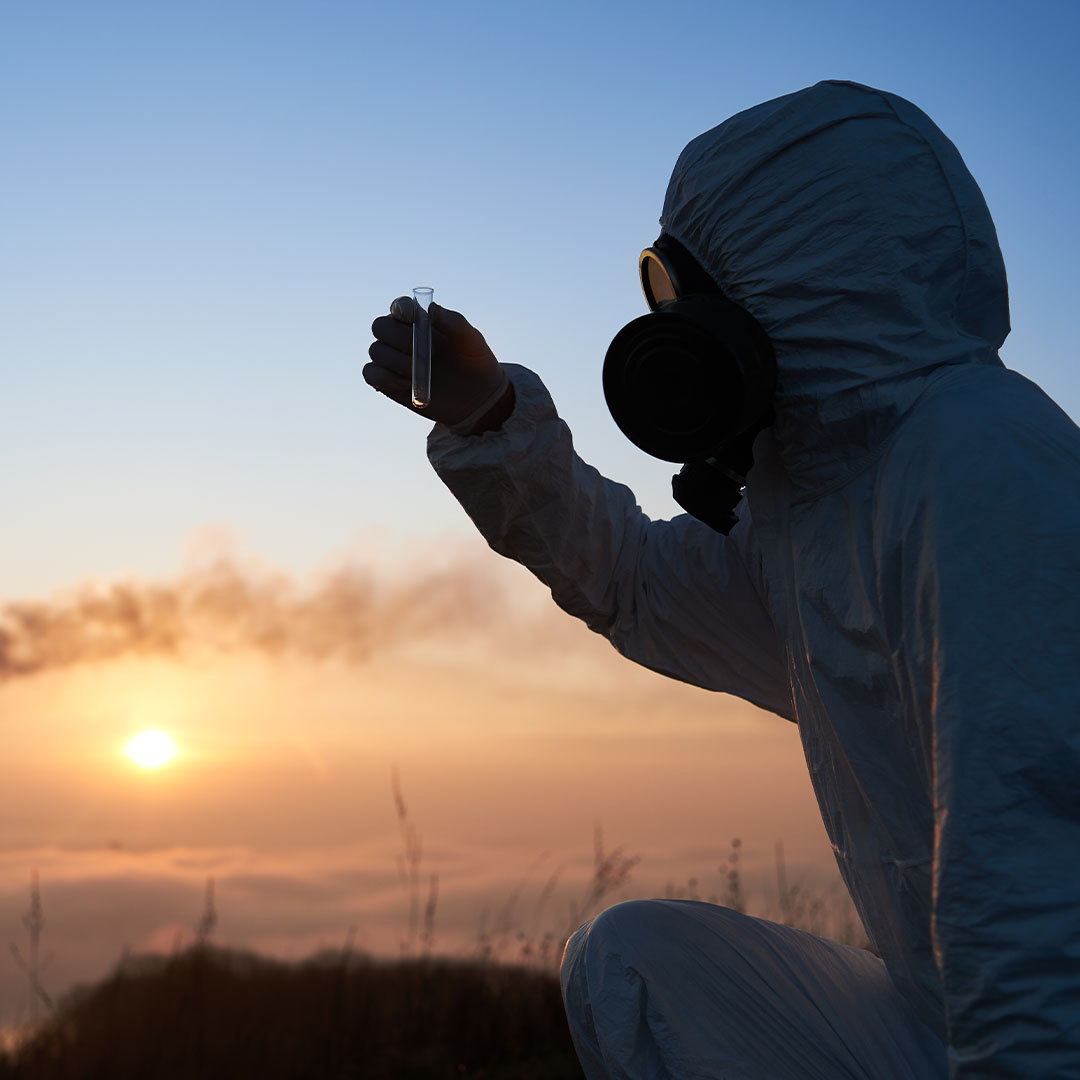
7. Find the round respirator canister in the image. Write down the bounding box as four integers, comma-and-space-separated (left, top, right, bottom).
603, 310, 744, 463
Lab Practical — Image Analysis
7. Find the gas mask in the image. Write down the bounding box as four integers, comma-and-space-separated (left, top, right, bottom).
602, 234, 777, 534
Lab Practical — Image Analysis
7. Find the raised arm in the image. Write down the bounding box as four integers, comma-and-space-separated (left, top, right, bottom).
366, 297, 791, 718
427, 362, 792, 719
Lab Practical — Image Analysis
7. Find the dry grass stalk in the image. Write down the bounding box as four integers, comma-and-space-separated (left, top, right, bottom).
7, 871, 53, 1025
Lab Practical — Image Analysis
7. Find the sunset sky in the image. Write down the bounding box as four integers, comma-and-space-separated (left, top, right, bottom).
2, 0, 1078, 1019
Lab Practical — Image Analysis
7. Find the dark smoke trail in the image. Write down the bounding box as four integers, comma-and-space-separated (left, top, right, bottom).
0, 559, 501, 681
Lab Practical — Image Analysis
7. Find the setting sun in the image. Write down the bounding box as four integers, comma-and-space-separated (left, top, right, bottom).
124, 729, 178, 770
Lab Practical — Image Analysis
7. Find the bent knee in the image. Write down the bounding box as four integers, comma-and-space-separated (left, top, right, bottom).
560, 901, 642, 990
565, 898, 760, 984
561, 899, 660, 962
587, 898, 676, 941
562, 899, 736, 984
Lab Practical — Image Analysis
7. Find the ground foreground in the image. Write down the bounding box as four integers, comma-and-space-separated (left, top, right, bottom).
1, 947, 585, 1079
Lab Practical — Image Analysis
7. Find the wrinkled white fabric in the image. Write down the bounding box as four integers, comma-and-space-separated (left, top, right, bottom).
561, 900, 947, 1079
427, 80, 1080, 1078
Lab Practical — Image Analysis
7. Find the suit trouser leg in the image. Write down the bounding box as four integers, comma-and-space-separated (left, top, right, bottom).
560, 899, 947, 1080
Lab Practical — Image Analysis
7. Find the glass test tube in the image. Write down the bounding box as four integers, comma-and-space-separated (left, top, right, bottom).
411, 286, 433, 409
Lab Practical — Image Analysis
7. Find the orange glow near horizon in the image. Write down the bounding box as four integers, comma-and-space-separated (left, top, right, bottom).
0, 629, 852, 1017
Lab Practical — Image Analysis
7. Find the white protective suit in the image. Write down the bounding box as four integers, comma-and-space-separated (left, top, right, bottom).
427, 81, 1080, 1078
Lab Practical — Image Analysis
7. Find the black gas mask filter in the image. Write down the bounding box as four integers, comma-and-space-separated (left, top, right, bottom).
602, 234, 777, 534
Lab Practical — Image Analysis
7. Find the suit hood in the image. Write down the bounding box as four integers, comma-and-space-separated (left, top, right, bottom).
661, 80, 1010, 497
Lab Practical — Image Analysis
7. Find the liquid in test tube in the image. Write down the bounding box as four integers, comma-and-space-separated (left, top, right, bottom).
412, 286, 433, 409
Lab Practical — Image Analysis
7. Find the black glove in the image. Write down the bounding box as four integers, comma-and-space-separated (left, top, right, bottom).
366, 297, 512, 434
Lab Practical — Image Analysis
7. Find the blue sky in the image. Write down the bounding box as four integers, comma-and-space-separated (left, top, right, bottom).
3, 0, 1078, 599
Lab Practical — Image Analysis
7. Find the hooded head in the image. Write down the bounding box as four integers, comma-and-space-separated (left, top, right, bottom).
660, 80, 1010, 497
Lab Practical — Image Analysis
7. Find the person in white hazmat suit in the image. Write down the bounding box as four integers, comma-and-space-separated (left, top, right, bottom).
365, 80, 1080, 1079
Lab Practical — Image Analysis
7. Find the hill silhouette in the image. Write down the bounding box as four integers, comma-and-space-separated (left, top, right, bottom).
1, 945, 584, 1079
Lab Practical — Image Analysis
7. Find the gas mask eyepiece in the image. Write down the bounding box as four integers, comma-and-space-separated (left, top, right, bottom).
603, 235, 777, 534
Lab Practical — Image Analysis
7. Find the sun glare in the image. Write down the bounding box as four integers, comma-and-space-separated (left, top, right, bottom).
124, 729, 178, 770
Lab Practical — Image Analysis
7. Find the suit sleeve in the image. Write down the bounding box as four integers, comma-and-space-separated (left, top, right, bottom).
426, 364, 793, 720
911, 378, 1080, 1078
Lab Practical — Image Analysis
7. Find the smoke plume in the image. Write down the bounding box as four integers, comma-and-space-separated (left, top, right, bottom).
0, 559, 502, 681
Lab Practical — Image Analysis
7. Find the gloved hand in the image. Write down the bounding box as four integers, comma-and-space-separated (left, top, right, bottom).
365, 297, 512, 434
